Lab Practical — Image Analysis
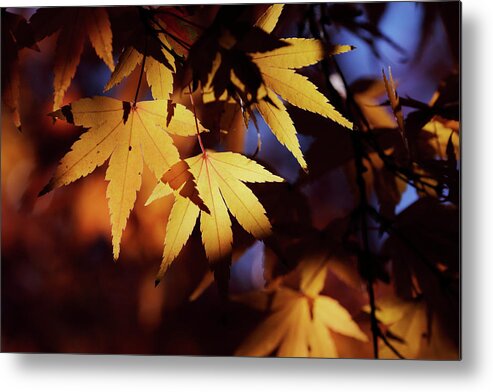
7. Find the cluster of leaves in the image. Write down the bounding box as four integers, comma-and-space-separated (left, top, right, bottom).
1, 3, 459, 358
25, 4, 354, 283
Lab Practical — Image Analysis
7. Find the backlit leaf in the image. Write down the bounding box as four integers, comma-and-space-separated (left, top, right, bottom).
255, 4, 285, 34
251, 37, 353, 169
148, 150, 284, 282
42, 97, 206, 259
261, 67, 351, 128
235, 287, 367, 357
204, 7, 354, 169
105, 34, 176, 101
252, 38, 352, 70
30, 7, 115, 109
256, 90, 306, 169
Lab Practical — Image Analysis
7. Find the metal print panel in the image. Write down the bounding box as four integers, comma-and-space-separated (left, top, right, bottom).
1, 2, 460, 359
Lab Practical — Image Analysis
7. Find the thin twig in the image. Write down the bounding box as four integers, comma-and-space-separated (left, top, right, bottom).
310, 4, 381, 358
352, 132, 380, 359
378, 330, 406, 359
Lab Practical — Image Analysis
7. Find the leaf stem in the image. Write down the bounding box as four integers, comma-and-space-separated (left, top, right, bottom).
188, 84, 205, 154
133, 36, 148, 106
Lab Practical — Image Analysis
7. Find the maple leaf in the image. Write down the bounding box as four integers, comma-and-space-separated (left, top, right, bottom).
29, 7, 115, 110
146, 160, 209, 212
153, 6, 201, 57
252, 4, 354, 169
369, 297, 459, 359
202, 4, 354, 170
370, 297, 427, 359
382, 197, 459, 322
104, 37, 176, 101
41, 96, 207, 259
187, 5, 289, 101
420, 118, 460, 161
343, 148, 407, 220
366, 151, 408, 219
235, 253, 368, 357
104, 7, 202, 100
146, 151, 284, 284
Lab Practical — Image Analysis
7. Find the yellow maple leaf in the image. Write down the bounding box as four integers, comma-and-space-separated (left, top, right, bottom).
104, 33, 176, 101
202, 4, 353, 169
235, 253, 367, 357
30, 7, 115, 110
371, 297, 459, 359
421, 118, 460, 161
146, 150, 284, 283
41, 96, 206, 259
235, 288, 368, 358
254, 3, 285, 34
